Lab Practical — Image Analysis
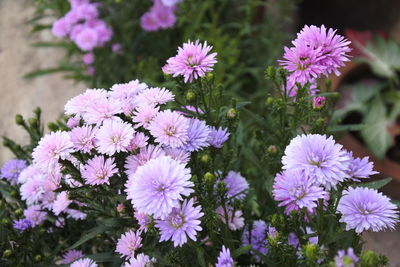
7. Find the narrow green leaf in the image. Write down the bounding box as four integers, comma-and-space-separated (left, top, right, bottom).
67, 226, 107, 250
231, 245, 252, 258
357, 177, 392, 190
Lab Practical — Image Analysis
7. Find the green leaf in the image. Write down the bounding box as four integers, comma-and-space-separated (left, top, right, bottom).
328, 124, 366, 132
231, 245, 252, 258
23, 67, 76, 79
86, 252, 120, 263
196, 247, 207, 267
360, 96, 392, 159
356, 37, 400, 79
67, 226, 107, 250
357, 177, 392, 190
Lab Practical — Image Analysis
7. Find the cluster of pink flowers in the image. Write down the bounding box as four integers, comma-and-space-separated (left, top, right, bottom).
279, 25, 351, 96
140, 0, 183, 32
16, 71, 232, 263
51, 0, 114, 75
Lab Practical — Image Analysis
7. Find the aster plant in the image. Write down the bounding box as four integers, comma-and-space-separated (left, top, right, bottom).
1, 26, 399, 267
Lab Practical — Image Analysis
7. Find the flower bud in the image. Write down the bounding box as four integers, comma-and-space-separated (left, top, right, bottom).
226, 108, 237, 119
34, 254, 42, 262
28, 117, 38, 127
206, 72, 214, 80
360, 250, 381, 267
303, 243, 318, 261
117, 203, 125, 213
265, 97, 274, 106
186, 91, 196, 101
10, 190, 18, 198
15, 209, 22, 216
34, 107, 41, 116
2, 250, 12, 258
200, 154, 210, 164
315, 118, 325, 128
1, 219, 10, 226
270, 214, 284, 227
15, 114, 24, 125
203, 172, 215, 183
267, 145, 277, 155
312, 96, 326, 110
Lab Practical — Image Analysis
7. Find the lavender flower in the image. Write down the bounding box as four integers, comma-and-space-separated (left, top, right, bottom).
346, 151, 378, 181
135, 87, 174, 107
69, 125, 97, 153
216, 246, 234, 267
155, 198, 203, 247
123, 253, 155, 267
182, 118, 210, 152
164, 40, 217, 83
70, 258, 98, 267
61, 250, 84, 264
208, 127, 230, 148
334, 248, 359, 267
95, 120, 134, 155
337, 187, 399, 233
282, 134, 351, 189
242, 220, 268, 262
13, 218, 32, 232
23, 205, 46, 227
1, 159, 27, 184
272, 169, 327, 214
81, 155, 118, 185
124, 145, 165, 177
216, 205, 244, 231
223, 171, 249, 200
125, 156, 193, 219
115, 230, 142, 259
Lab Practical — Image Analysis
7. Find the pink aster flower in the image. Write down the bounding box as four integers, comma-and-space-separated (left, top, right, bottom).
216, 205, 244, 231
82, 53, 94, 65
70, 24, 84, 41
337, 187, 399, 233
66, 208, 87, 220
164, 40, 217, 83
115, 230, 143, 259
75, 27, 99, 51
155, 198, 203, 247
124, 145, 165, 177
32, 131, 74, 170
23, 205, 46, 227
112, 43, 122, 53
70, 258, 98, 267
52, 18, 72, 38
135, 87, 174, 107
140, 12, 160, 32
151, 2, 176, 29
109, 80, 148, 101
18, 165, 42, 184
65, 89, 108, 117
75, 3, 98, 21
52, 191, 72, 215
134, 210, 151, 232
126, 132, 149, 151
67, 116, 80, 129
61, 250, 84, 264
125, 156, 193, 219
132, 105, 159, 129
70, 125, 97, 153
123, 253, 156, 267
96, 120, 134, 155
148, 110, 189, 148
93, 23, 113, 46
82, 155, 118, 185
83, 97, 122, 125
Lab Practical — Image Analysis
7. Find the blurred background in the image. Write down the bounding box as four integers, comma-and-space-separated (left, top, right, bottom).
1, 0, 400, 265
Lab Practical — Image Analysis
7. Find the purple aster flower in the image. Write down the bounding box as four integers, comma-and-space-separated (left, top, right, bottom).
306, 227, 319, 245
313, 96, 326, 109
134, 210, 151, 232
52, 191, 72, 215
282, 134, 351, 189
95, 120, 134, 155
127, 132, 149, 151
223, 171, 249, 200
135, 87, 174, 107
346, 151, 378, 181
148, 110, 189, 148
294, 25, 351, 76
140, 11, 160, 32
115, 230, 142, 259
242, 220, 268, 262
334, 248, 359, 267
164, 40, 217, 83
23, 205, 46, 227
161, 0, 182, 6
151, 1, 176, 29
132, 105, 159, 129
82, 155, 118, 185
32, 131, 74, 171
216, 205, 244, 231
82, 53, 94, 65
163, 147, 190, 165
155, 198, 203, 247
182, 118, 210, 152
13, 218, 32, 232
112, 43, 122, 53
208, 127, 230, 148
288, 232, 299, 248
125, 156, 193, 219
216, 245, 234, 267
70, 125, 97, 153
1, 159, 27, 185
272, 169, 327, 215
62, 250, 84, 264
124, 145, 165, 177
337, 187, 399, 233
123, 253, 156, 267
18, 165, 41, 184
70, 258, 98, 267
67, 116, 80, 128
52, 18, 72, 38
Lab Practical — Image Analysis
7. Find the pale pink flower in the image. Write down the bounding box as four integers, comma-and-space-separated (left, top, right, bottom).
70, 125, 97, 153
132, 105, 159, 129
96, 120, 134, 155
81, 155, 118, 185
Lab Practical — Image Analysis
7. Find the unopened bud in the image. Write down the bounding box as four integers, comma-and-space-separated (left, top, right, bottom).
315, 118, 325, 127
267, 145, 277, 155
360, 250, 381, 267
15, 209, 22, 216
10, 190, 18, 198
34, 255, 42, 262
200, 154, 210, 164
28, 117, 38, 127
47, 122, 59, 132
303, 243, 318, 261
186, 91, 196, 101
2, 250, 12, 258
312, 96, 326, 110
1, 219, 10, 226
117, 203, 125, 213
33, 107, 41, 116
206, 72, 214, 80
265, 97, 274, 106
204, 172, 215, 183
15, 114, 24, 125
226, 108, 237, 119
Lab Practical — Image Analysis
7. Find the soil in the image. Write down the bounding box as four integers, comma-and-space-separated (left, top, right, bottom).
0, 0, 399, 265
